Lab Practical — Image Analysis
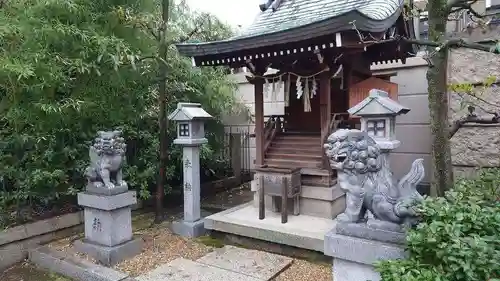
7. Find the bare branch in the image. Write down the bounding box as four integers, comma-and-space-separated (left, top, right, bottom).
135, 21, 159, 41
455, 92, 498, 114
175, 22, 203, 43
449, 106, 500, 138
449, 78, 500, 109
446, 0, 479, 14
402, 37, 498, 54
348, 20, 499, 57
170, 15, 211, 45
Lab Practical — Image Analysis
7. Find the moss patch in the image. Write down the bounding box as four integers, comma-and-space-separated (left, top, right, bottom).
196, 235, 226, 248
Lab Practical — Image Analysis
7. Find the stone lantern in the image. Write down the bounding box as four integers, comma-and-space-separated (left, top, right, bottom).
347, 89, 409, 155
168, 102, 212, 237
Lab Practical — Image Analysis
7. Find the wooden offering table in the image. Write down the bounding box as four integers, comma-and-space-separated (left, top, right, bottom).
255, 165, 301, 223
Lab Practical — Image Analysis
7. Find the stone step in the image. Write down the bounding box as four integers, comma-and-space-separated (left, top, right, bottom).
274, 135, 321, 141
271, 140, 321, 146
266, 147, 323, 155
301, 174, 334, 187
264, 159, 322, 169
265, 152, 322, 161
301, 168, 332, 176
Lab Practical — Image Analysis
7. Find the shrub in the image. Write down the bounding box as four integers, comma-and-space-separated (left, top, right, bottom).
376, 169, 500, 281
0, 0, 245, 228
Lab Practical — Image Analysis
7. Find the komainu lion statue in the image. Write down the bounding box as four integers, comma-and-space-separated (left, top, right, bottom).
324, 129, 425, 227
85, 130, 127, 189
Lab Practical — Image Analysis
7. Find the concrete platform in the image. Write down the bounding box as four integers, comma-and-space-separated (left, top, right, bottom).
204, 203, 336, 252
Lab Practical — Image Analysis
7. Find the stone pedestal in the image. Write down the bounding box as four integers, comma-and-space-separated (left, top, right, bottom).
323, 221, 407, 281
171, 145, 206, 238
75, 187, 142, 266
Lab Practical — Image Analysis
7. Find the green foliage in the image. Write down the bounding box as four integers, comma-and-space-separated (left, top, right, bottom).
0, 0, 247, 227
376, 169, 500, 281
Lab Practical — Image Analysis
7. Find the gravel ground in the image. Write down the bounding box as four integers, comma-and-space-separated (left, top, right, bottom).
48, 211, 215, 277
46, 186, 331, 281
1, 261, 72, 281
48, 210, 332, 280
273, 259, 331, 281
114, 220, 213, 276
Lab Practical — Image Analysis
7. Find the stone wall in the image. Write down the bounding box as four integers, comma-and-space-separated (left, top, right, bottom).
448, 48, 500, 177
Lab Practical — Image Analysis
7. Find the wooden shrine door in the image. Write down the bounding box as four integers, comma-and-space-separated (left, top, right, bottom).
284, 79, 321, 133
349, 77, 398, 107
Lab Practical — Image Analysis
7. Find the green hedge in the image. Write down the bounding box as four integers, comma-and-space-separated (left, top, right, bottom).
376, 169, 500, 281
0, 0, 245, 228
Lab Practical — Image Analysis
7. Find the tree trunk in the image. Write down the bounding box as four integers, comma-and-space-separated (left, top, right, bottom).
426, 0, 454, 197
155, 0, 170, 223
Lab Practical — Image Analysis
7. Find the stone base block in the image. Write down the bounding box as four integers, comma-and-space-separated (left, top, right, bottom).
324, 231, 406, 265
333, 257, 382, 281
86, 183, 128, 196
78, 191, 137, 211
335, 221, 406, 244
83, 207, 133, 247
74, 237, 143, 266
252, 191, 346, 219
324, 228, 407, 281
171, 219, 206, 238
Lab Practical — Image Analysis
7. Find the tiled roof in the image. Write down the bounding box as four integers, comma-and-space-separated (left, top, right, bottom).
176, 0, 406, 58
348, 89, 410, 116
235, 0, 404, 39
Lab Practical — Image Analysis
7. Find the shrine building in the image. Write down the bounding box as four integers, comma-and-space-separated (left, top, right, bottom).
176, 0, 420, 250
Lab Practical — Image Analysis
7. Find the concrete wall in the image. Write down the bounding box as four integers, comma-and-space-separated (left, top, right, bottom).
371, 58, 432, 183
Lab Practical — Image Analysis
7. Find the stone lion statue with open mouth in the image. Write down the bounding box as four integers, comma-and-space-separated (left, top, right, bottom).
324, 129, 425, 228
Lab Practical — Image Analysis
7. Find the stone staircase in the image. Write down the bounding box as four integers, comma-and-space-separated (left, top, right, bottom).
265, 133, 322, 168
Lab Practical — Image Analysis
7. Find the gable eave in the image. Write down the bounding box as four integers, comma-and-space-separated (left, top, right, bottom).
176, 9, 403, 59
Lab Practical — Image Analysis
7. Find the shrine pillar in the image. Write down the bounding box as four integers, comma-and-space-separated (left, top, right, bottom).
320, 70, 332, 169
254, 79, 265, 166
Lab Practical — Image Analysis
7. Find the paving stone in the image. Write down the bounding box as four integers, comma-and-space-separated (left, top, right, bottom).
196, 245, 293, 280
135, 258, 260, 281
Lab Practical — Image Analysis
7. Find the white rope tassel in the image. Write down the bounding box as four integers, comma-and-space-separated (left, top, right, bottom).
296, 77, 303, 99
303, 78, 311, 112
311, 77, 318, 97
284, 74, 290, 107
264, 78, 271, 98
274, 75, 282, 104
271, 79, 277, 102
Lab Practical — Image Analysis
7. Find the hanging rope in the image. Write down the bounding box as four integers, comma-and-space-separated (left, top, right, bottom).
250, 64, 343, 111
251, 66, 330, 81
